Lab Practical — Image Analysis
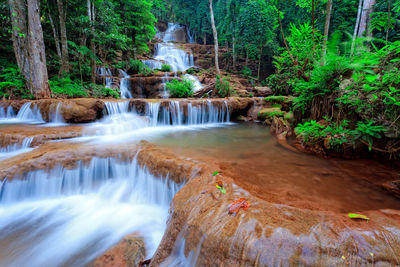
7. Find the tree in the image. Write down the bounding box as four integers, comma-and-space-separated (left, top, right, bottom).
9, 0, 51, 98
209, 0, 220, 75
321, 0, 332, 63
357, 0, 376, 37
57, 0, 69, 75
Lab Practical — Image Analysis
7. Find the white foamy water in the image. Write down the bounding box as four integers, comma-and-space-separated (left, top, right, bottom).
0, 137, 34, 160
80, 100, 231, 144
0, 157, 183, 267
119, 70, 132, 99
0, 103, 44, 124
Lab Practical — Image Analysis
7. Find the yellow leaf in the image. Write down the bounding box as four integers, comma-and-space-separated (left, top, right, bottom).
348, 213, 370, 220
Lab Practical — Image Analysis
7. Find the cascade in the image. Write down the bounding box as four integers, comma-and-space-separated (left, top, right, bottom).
0, 105, 16, 120
119, 70, 132, 99
97, 67, 113, 88
0, 137, 34, 159
13, 103, 44, 123
145, 23, 203, 93
47, 103, 67, 126
0, 156, 182, 266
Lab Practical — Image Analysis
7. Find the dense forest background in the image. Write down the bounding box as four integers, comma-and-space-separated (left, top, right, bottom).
1, 0, 400, 156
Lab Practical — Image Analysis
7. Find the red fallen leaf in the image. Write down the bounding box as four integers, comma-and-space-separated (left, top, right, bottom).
228, 198, 250, 215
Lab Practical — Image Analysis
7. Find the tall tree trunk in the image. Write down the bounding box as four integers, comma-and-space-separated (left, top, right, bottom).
209, 0, 220, 75
358, 0, 376, 37
366, 0, 376, 37
232, 35, 236, 71
27, 0, 51, 98
352, 0, 363, 54
88, 0, 96, 83
9, 0, 30, 89
203, 32, 206, 45
257, 47, 263, 81
57, 0, 69, 75
321, 0, 333, 64
386, 0, 391, 43
46, 1, 61, 60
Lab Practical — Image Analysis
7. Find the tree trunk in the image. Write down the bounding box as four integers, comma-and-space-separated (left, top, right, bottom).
358, 0, 376, 37
88, 0, 96, 83
9, 0, 30, 88
321, 0, 333, 64
209, 0, 220, 75
203, 32, 206, 45
46, 1, 61, 60
232, 35, 236, 71
257, 47, 263, 81
57, 0, 69, 75
352, 0, 363, 54
27, 0, 51, 98
366, 0, 376, 37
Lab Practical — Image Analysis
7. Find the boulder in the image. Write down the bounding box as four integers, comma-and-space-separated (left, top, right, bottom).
252, 86, 273, 97
91, 234, 146, 267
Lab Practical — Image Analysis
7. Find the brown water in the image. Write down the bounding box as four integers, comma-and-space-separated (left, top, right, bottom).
153, 123, 400, 213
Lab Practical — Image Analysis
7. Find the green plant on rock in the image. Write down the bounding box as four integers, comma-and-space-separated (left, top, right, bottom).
89, 83, 120, 98
166, 78, 194, 98
49, 77, 88, 97
160, 64, 172, 72
216, 75, 232, 97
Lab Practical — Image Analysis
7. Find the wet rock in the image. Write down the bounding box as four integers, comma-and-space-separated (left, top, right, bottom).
258, 107, 284, 120
150, 160, 400, 267
91, 234, 146, 267
252, 86, 273, 97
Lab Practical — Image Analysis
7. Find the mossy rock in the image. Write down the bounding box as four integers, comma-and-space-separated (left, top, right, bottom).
264, 96, 295, 103
258, 107, 284, 120
284, 111, 294, 122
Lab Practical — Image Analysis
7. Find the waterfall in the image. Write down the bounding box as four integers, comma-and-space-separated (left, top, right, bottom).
0, 157, 183, 266
0, 137, 34, 160
162, 73, 170, 98
83, 100, 231, 141
15, 103, 44, 123
186, 27, 195, 44
119, 70, 132, 99
142, 59, 163, 70
154, 43, 194, 72
0, 105, 16, 120
97, 67, 113, 88
46, 103, 67, 126
184, 74, 203, 92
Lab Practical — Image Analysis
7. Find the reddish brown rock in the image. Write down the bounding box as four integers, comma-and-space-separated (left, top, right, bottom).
91, 234, 146, 267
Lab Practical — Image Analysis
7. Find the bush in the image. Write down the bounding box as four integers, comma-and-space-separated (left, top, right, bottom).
127, 59, 153, 76
166, 78, 194, 98
0, 65, 33, 99
161, 64, 172, 72
49, 77, 88, 97
215, 75, 232, 97
89, 83, 120, 98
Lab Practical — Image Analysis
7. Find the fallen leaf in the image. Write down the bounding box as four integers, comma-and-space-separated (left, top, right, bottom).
229, 198, 250, 215
212, 171, 219, 176
348, 213, 370, 221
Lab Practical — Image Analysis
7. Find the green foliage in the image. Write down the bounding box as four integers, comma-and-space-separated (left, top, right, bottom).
241, 66, 252, 77
352, 121, 387, 151
89, 83, 120, 98
166, 78, 194, 98
49, 77, 88, 97
0, 65, 32, 99
160, 64, 172, 72
215, 75, 232, 97
128, 59, 154, 76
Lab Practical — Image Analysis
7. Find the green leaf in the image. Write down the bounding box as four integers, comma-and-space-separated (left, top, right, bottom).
212, 171, 219, 176
348, 213, 370, 220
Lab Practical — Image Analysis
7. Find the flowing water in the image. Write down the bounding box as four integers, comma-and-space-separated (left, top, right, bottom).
119, 70, 132, 99
1, 102, 400, 266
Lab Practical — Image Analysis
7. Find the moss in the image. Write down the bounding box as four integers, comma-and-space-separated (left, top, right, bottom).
264, 96, 294, 103
258, 107, 284, 120
284, 111, 295, 122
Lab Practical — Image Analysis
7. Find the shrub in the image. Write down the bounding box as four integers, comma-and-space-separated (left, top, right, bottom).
49, 77, 88, 97
161, 64, 172, 72
127, 59, 153, 76
0, 65, 33, 99
215, 75, 232, 97
166, 78, 194, 98
89, 83, 120, 98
